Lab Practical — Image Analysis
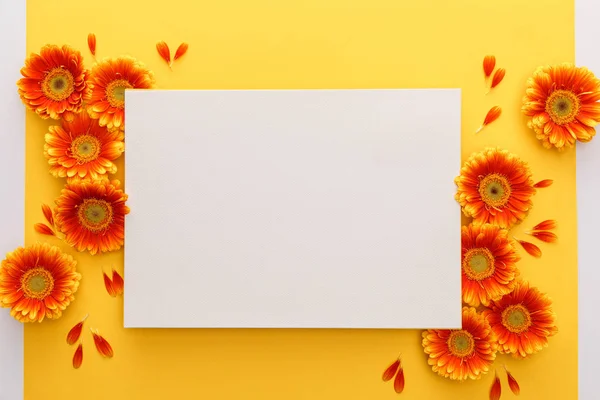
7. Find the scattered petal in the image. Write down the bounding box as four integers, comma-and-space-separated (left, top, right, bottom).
174, 43, 188, 61
66, 314, 89, 345
483, 55, 496, 78
490, 68, 506, 89
34, 223, 55, 236
504, 367, 520, 395
476, 106, 502, 133
514, 238, 542, 258
532, 220, 557, 231
382, 358, 400, 382
527, 231, 558, 243
87, 33, 96, 56
112, 269, 124, 296
393, 365, 405, 394
534, 179, 553, 188
73, 343, 83, 369
41, 204, 54, 226
103, 271, 117, 297
490, 372, 501, 400
156, 41, 171, 67
91, 329, 114, 358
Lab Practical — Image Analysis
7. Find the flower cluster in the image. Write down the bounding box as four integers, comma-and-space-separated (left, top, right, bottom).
0, 39, 156, 324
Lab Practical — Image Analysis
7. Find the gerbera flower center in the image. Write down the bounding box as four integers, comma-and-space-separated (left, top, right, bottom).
41, 67, 75, 101
501, 304, 532, 334
478, 173, 511, 208
447, 330, 475, 358
21, 267, 54, 300
71, 135, 101, 163
106, 79, 133, 108
545, 89, 581, 125
462, 247, 495, 280
78, 198, 114, 232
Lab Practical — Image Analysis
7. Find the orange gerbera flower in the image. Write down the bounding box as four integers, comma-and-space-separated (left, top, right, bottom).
0, 243, 81, 323
17, 45, 89, 121
522, 63, 600, 150
455, 148, 536, 229
422, 307, 497, 381
461, 223, 519, 307
483, 281, 557, 358
44, 111, 124, 181
86, 56, 155, 129
54, 180, 130, 255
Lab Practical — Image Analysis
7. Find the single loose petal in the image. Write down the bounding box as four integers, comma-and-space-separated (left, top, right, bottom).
156, 41, 171, 66
112, 269, 124, 296
483, 55, 496, 78
476, 106, 502, 133
490, 372, 501, 400
73, 343, 83, 369
527, 231, 557, 243
34, 223, 55, 236
66, 314, 89, 345
87, 34, 96, 56
514, 238, 542, 258
174, 43, 188, 61
41, 204, 54, 226
534, 179, 553, 188
504, 367, 520, 395
382, 358, 400, 382
532, 220, 557, 231
91, 329, 114, 358
103, 271, 116, 297
491, 68, 506, 89
393, 366, 405, 394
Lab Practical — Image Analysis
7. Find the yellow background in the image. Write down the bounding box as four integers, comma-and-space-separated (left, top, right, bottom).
24, 0, 577, 398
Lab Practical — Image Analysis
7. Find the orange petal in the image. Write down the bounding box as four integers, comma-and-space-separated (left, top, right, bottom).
534, 179, 553, 188
112, 269, 124, 296
515, 238, 542, 258
527, 231, 557, 243
73, 343, 83, 369
91, 329, 114, 358
504, 367, 520, 395
156, 41, 171, 66
532, 219, 557, 231
103, 271, 117, 297
41, 204, 54, 226
66, 314, 89, 345
87, 33, 96, 56
34, 223, 55, 236
382, 358, 400, 382
490, 372, 501, 400
491, 68, 506, 89
476, 106, 502, 133
483, 55, 496, 77
393, 366, 405, 394
174, 43, 188, 61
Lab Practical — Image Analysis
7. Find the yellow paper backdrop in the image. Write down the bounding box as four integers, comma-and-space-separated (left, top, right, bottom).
24, 0, 576, 398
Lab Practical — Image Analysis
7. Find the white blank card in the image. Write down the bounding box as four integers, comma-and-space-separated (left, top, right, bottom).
124, 89, 462, 329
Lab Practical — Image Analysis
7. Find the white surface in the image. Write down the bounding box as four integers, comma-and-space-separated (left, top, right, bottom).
124, 89, 462, 329
0, 0, 25, 399
576, 1, 599, 398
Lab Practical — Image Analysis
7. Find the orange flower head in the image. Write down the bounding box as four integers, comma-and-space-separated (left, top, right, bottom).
483, 281, 557, 358
455, 148, 536, 229
0, 243, 81, 323
44, 111, 124, 182
461, 223, 520, 307
422, 307, 498, 381
522, 63, 600, 150
17, 45, 89, 121
86, 56, 155, 129
54, 180, 130, 255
